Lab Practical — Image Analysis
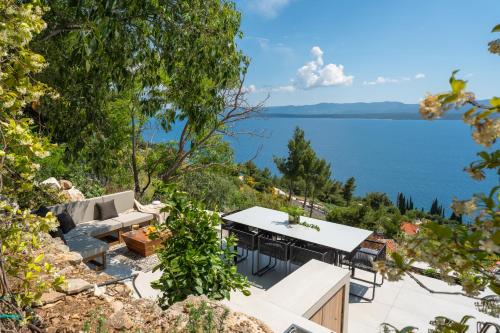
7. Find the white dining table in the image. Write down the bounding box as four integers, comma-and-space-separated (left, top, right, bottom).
222, 206, 372, 254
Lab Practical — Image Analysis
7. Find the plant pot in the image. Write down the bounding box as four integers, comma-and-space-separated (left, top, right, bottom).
288, 214, 300, 224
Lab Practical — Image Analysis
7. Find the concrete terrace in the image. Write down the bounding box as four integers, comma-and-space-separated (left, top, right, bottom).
230, 253, 496, 332
102, 249, 498, 333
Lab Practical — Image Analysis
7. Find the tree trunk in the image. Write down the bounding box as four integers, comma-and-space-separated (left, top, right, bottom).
288, 180, 293, 202
302, 183, 308, 209
309, 191, 315, 217
131, 109, 140, 198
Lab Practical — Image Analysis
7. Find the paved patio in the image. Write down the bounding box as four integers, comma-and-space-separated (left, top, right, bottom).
100, 243, 498, 333
236, 251, 498, 332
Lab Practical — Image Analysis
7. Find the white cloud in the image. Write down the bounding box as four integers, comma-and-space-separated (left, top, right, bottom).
243, 46, 352, 94
294, 46, 353, 89
363, 73, 426, 85
363, 76, 398, 85
274, 85, 295, 92
249, 0, 291, 18
244, 84, 295, 94
245, 84, 257, 93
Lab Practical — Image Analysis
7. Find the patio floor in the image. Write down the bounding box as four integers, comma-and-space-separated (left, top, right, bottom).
235, 251, 498, 332
101, 244, 498, 333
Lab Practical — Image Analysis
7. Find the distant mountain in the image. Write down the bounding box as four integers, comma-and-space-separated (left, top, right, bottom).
259, 101, 490, 120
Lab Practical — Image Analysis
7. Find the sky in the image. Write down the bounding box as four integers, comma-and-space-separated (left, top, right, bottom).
234, 0, 500, 106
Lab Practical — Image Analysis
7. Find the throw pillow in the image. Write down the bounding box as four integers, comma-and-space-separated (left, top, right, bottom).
96, 200, 119, 220
57, 211, 76, 234
33, 205, 50, 217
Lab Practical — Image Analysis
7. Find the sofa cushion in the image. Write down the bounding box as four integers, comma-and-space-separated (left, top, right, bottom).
52, 198, 103, 224
112, 211, 154, 227
57, 211, 76, 234
96, 200, 118, 220
100, 191, 134, 214
64, 227, 88, 240
76, 219, 123, 237
66, 235, 108, 260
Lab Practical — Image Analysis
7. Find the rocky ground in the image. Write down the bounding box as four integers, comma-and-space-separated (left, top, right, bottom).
25, 236, 272, 333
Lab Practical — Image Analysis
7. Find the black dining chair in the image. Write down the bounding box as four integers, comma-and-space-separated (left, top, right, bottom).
256, 233, 291, 276
228, 223, 260, 274
342, 239, 386, 301
288, 241, 335, 271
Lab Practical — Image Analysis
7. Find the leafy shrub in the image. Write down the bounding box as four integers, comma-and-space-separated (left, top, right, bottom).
152, 185, 250, 307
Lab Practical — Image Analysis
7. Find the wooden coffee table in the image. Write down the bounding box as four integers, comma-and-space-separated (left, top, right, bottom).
121, 228, 163, 257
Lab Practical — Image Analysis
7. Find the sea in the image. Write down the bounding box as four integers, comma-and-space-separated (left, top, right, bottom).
145, 117, 498, 215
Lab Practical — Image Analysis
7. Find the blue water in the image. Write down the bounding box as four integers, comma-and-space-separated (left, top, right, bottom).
145, 117, 497, 214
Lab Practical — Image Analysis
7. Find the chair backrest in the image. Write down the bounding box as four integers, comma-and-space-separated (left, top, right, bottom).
48, 190, 135, 224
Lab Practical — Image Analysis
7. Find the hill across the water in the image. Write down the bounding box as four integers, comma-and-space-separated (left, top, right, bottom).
259, 101, 489, 120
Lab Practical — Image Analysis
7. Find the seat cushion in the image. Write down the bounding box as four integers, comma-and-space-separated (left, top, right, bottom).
66, 235, 108, 259
78, 219, 123, 237
112, 211, 154, 228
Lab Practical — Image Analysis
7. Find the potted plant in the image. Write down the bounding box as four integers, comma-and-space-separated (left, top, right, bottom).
282, 206, 305, 224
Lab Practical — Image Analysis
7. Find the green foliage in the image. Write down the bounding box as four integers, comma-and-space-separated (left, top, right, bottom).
342, 177, 356, 204
429, 315, 473, 333
152, 185, 250, 307
380, 323, 417, 333
82, 307, 108, 333
327, 193, 402, 237
429, 198, 445, 217
182, 300, 229, 333
32, 0, 253, 194
281, 205, 305, 218
176, 171, 245, 212
274, 127, 311, 200
397, 193, 414, 214
0, 1, 63, 322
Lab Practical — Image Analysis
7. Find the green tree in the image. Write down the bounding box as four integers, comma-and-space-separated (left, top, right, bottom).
308, 158, 332, 217
274, 127, 311, 201
33, 0, 259, 196
152, 185, 250, 307
429, 198, 444, 217
342, 177, 356, 205
397, 193, 413, 214
301, 146, 318, 209
377, 23, 500, 328
0, 1, 63, 329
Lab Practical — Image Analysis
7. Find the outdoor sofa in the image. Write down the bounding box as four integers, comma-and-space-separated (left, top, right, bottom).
48, 190, 155, 269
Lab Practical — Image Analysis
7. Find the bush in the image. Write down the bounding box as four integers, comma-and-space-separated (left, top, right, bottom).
151, 185, 250, 307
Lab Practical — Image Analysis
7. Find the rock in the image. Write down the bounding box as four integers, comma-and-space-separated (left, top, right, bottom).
55, 243, 70, 253
113, 284, 129, 295
56, 266, 74, 277
111, 300, 124, 313
59, 179, 73, 190
93, 284, 106, 298
107, 310, 134, 330
57, 278, 92, 295
41, 177, 61, 190
62, 187, 85, 201
39, 291, 65, 305
59, 252, 83, 266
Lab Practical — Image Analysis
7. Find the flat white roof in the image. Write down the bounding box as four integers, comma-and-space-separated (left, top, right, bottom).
223, 206, 372, 253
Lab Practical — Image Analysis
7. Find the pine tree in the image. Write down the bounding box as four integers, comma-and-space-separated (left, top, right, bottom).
429, 198, 444, 217
342, 177, 356, 205
274, 127, 311, 201
309, 158, 332, 217
397, 192, 406, 214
